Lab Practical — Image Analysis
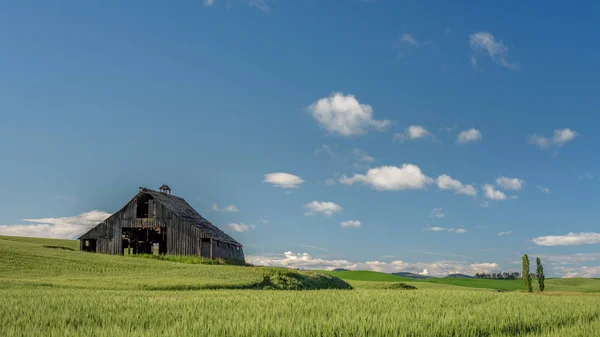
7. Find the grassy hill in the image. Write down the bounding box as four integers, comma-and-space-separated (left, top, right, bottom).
392, 272, 434, 279
317, 269, 600, 293
2, 236, 600, 336
0, 235, 350, 291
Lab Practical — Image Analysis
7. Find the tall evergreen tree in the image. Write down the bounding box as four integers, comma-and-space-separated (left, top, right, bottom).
536, 257, 545, 292
522, 254, 532, 292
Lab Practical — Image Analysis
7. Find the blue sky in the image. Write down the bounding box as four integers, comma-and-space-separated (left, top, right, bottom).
1, 0, 599, 277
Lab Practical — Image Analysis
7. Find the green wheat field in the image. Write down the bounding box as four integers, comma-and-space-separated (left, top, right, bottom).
2, 235, 600, 337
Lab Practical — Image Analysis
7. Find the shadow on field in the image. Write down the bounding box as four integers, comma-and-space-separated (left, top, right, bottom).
43, 245, 76, 251
140, 270, 353, 291
385, 283, 418, 290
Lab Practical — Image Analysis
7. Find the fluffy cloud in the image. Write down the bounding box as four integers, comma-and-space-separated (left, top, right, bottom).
246, 251, 499, 277
340, 165, 433, 191
528, 128, 579, 148
532, 232, 600, 246
535, 253, 600, 278
353, 148, 375, 163
340, 220, 361, 228
325, 178, 337, 186
228, 223, 255, 232
469, 31, 518, 69
314, 144, 335, 158
537, 185, 550, 193
401, 33, 418, 45
456, 128, 482, 144
436, 175, 477, 196
553, 128, 579, 144
425, 227, 467, 234
308, 92, 391, 136
264, 173, 305, 188
393, 125, 436, 143
496, 177, 525, 191
0, 210, 111, 239
430, 208, 444, 218
425, 227, 447, 232
212, 204, 239, 212
498, 231, 512, 236
482, 184, 507, 200
304, 201, 343, 216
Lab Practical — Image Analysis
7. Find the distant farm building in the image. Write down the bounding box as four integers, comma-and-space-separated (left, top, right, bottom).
78, 185, 244, 260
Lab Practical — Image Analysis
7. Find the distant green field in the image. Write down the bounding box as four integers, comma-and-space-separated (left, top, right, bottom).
318, 270, 600, 293
2, 235, 600, 337
318, 269, 414, 282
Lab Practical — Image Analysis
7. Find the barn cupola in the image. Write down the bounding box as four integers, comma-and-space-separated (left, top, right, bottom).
159, 184, 171, 194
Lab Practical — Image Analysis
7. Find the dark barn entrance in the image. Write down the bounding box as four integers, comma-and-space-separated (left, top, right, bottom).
121, 227, 167, 255
81, 239, 97, 252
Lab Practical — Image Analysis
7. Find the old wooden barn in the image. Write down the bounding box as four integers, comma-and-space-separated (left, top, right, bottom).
78, 185, 245, 261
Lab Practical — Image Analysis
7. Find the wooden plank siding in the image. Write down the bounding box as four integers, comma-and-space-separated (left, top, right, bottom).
79, 193, 245, 260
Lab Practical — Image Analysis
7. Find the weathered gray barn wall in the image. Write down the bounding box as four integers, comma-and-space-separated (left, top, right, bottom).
79, 190, 244, 260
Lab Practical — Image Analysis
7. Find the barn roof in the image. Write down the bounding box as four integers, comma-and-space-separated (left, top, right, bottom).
138, 187, 242, 246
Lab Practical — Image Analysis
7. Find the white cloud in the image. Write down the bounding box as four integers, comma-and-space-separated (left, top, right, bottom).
308, 92, 391, 136
0, 210, 112, 239
340, 220, 361, 228
480, 201, 489, 208
528, 129, 579, 148
580, 171, 594, 180
401, 33, 418, 45
248, 0, 275, 12
325, 178, 337, 186
430, 208, 444, 218
536, 253, 600, 278
264, 173, 305, 188
246, 251, 499, 277
228, 223, 255, 232
469, 31, 518, 69
456, 128, 482, 144
532, 232, 600, 246
393, 125, 437, 143
211, 204, 239, 212
536, 185, 550, 193
420, 269, 430, 276
498, 231, 512, 236
536, 253, 600, 264
315, 144, 335, 158
496, 177, 525, 191
304, 201, 343, 216
436, 174, 477, 196
258, 217, 270, 224
482, 184, 507, 201
553, 128, 579, 144
353, 148, 375, 163
340, 165, 433, 191
425, 227, 466, 234
205, 0, 215, 5
425, 226, 447, 232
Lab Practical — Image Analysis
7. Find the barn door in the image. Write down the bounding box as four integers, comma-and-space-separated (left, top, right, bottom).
201, 238, 211, 258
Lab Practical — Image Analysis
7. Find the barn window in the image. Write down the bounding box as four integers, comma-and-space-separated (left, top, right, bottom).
136, 195, 154, 218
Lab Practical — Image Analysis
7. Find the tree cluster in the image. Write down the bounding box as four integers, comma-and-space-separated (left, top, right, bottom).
522, 254, 545, 292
